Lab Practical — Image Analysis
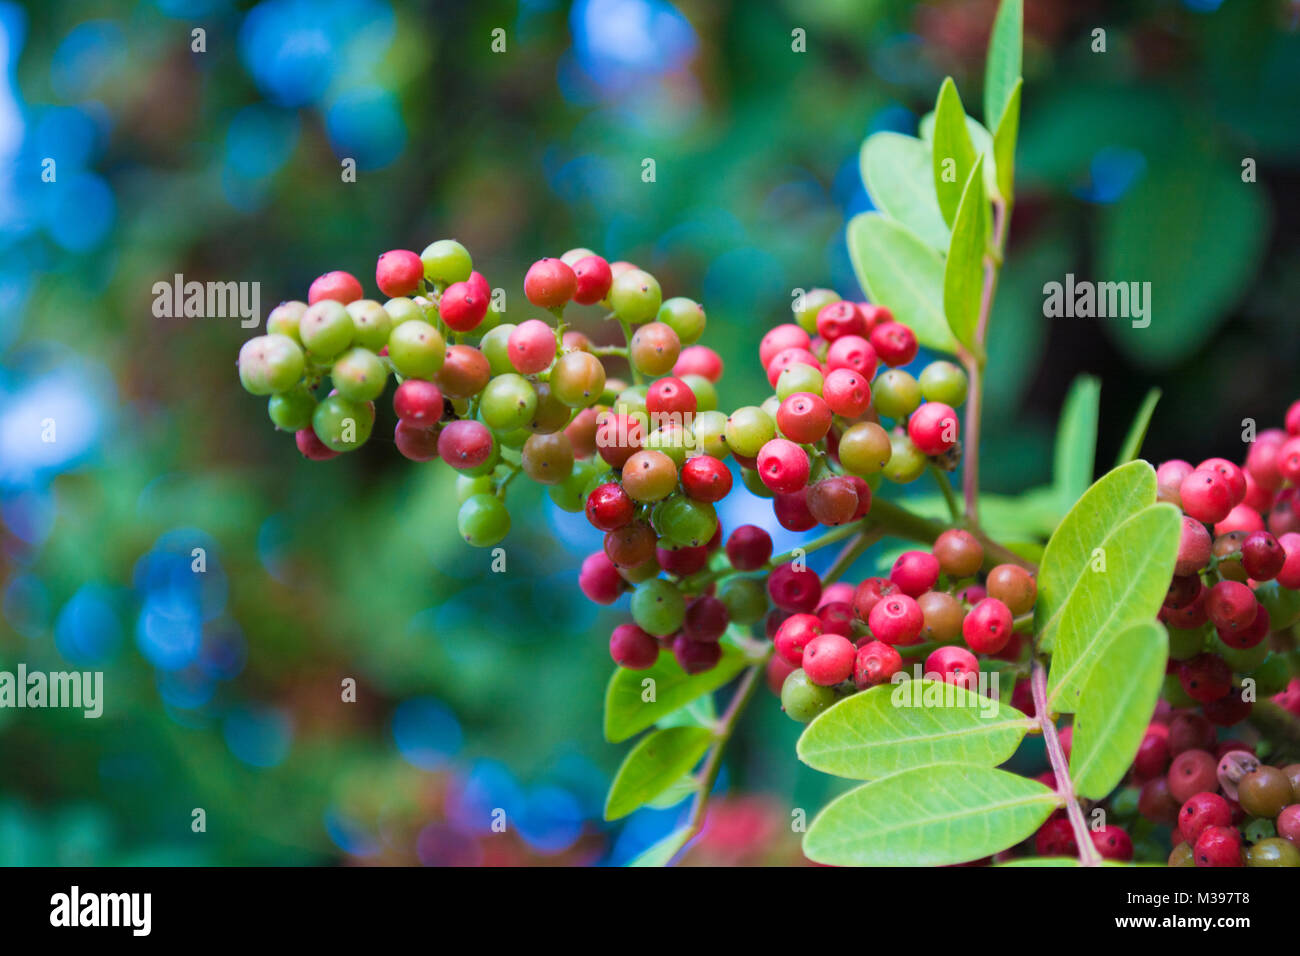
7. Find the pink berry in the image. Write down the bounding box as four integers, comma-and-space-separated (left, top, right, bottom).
815, 300, 867, 341
308, 270, 363, 305
1241, 530, 1285, 581
1245, 431, 1287, 491
1277, 532, 1300, 588
765, 347, 821, 388
508, 319, 558, 374
436, 419, 494, 469
962, 597, 1014, 654
295, 428, 339, 461
925, 645, 980, 690
889, 550, 940, 597
802, 633, 856, 686
822, 368, 872, 418
870, 321, 918, 367
571, 254, 612, 305
825, 335, 877, 377
1175, 515, 1212, 576
1156, 458, 1195, 506
579, 551, 625, 605
1279, 436, 1300, 485
1204, 580, 1258, 633
1198, 457, 1247, 507
646, 376, 697, 419
853, 640, 903, 689
1090, 826, 1133, 862
777, 393, 833, 444
524, 257, 577, 308
1193, 825, 1242, 867
439, 280, 489, 331
375, 249, 424, 297
757, 438, 811, 494
1177, 654, 1233, 703
1214, 504, 1263, 536
394, 421, 439, 461
610, 623, 659, 669
673, 345, 724, 382
1180, 468, 1234, 524
759, 324, 811, 368
774, 613, 823, 667
868, 594, 924, 646
907, 401, 959, 455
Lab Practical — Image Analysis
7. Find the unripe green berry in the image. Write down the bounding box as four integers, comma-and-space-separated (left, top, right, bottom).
725, 406, 776, 458
497, 426, 532, 450
1254, 579, 1300, 630
268, 385, 316, 431
792, 289, 840, 335
690, 409, 729, 459
872, 369, 921, 420
882, 431, 926, 483
652, 495, 717, 548
312, 394, 373, 452
480, 324, 517, 376
420, 239, 472, 285
760, 395, 781, 421
1248, 654, 1291, 696
346, 300, 393, 351
656, 296, 706, 344
631, 578, 686, 636
457, 493, 510, 547
299, 301, 355, 360
741, 467, 774, 498
614, 385, 649, 417
680, 374, 717, 412
551, 458, 602, 512
331, 347, 388, 402
480, 373, 538, 432
609, 269, 662, 324
457, 474, 493, 504
1211, 632, 1269, 672
1167, 626, 1208, 661
919, 360, 969, 407
551, 351, 607, 408
776, 364, 823, 400
266, 301, 307, 342
239, 333, 305, 395
719, 577, 767, 625
838, 422, 892, 476
521, 432, 574, 485
383, 296, 424, 327
388, 320, 446, 379
644, 424, 690, 469
1161, 671, 1197, 708
780, 668, 837, 722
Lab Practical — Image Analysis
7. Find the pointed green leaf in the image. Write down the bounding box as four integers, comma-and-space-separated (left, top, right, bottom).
1114, 388, 1162, 467
992, 78, 1022, 202
803, 765, 1058, 867
984, 0, 1022, 128
1068, 621, 1168, 800
932, 78, 978, 226
1035, 461, 1157, 650
847, 212, 957, 354
604, 642, 747, 743
1053, 374, 1101, 509
796, 680, 1032, 780
1047, 503, 1181, 710
943, 156, 989, 352
605, 726, 713, 820
861, 132, 951, 251
626, 826, 692, 867
919, 112, 1001, 201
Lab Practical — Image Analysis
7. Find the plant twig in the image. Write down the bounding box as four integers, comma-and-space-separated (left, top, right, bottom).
931, 465, 961, 523
1031, 659, 1101, 867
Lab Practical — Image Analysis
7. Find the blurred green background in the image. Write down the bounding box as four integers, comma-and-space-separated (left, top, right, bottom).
1, 0, 1298, 865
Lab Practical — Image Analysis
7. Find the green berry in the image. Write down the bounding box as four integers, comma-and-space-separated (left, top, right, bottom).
331, 347, 388, 402
1248, 653, 1291, 696
388, 320, 446, 379
872, 369, 921, 419
528, 382, 573, 434
656, 296, 706, 345
919, 360, 969, 407
312, 394, 373, 452
614, 386, 649, 416
725, 406, 776, 458
644, 424, 690, 469
456, 474, 493, 504
346, 300, 393, 351
1254, 580, 1300, 630
383, 296, 424, 327
741, 467, 774, 498
1211, 632, 1269, 672
882, 431, 926, 483
550, 351, 607, 408
480, 374, 538, 432
838, 422, 892, 476
631, 578, 686, 636
776, 364, 823, 400
521, 432, 574, 485
496, 426, 532, 450
1168, 626, 1208, 661
608, 269, 662, 324
652, 495, 717, 548
680, 374, 717, 412
1161, 671, 1197, 708
550, 458, 602, 512
780, 668, 837, 722
690, 409, 729, 458
299, 301, 355, 360
266, 301, 307, 342
792, 289, 839, 335
238, 333, 305, 395
268, 385, 316, 431
718, 577, 767, 625
420, 239, 472, 285
480, 324, 517, 376
457, 493, 510, 547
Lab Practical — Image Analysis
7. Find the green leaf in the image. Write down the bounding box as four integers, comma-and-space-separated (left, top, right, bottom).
992, 78, 1022, 202
803, 765, 1058, 867
1068, 621, 1168, 799
1053, 374, 1101, 509
626, 826, 692, 867
861, 132, 951, 251
1047, 503, 1181, 711
998, 857, 1151, 867
604, 642, 747, 743
604, 726, 713, 820
1114, 388, 1162, 467
796, 680, 1032, 780
943, 156, 989, 352
984, 0, 1023, 130
846, 213, 957, 354
645, 774, 697, 810
656, 694, 716, 730
932, 78, 978, 226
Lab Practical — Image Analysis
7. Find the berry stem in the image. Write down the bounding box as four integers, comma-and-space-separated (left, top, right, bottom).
930, 465, 961, 523
1030, 658, 1101, 867
672, 658, 767, 865
822, 527, 885, 586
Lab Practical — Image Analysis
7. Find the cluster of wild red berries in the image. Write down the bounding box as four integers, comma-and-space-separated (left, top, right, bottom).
1119, 710, 1300, 866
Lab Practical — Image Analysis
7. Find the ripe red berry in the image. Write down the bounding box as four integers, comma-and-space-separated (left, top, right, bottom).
1193, 825, 1243, 867
814, 300, 867, 342
817, 600, 855, 636
524, 257, 577, 308
673, 634, 722, 674
1168, 712, 1216, 755
436, 420, 494, 470
774, 613, 823, 666
852, 577, 898, 622
508, 319, 558, 374
439, 280, 489, 331
646, 376, 697, 418
962, 597, 1014, 654
308, 269, 363, 305
393, 378, 444, 425
1278, 436, 1300, 485
1215, 504, 1264, 537
295, 427, 339, 461
586, 482, 635, 531
1133, 729, 1170, 779
673, 345, 724, 382
610, 623, 659, 669
571, 254, 612, 305
1168, 749, 1219, 803
853, 640, 903, 689
1198, 457, 1247, 507
1278, 532, 1300, 589
907, 402, 959, 455
1202, 692, 1251, 727
656, 544, 709, 576
759, 324, 812, 368
394, 421, 439, 461
594, 411, 645, 469
1178, 792, 1232, 845
1175, 515, 1212, 577
773, 488, 818, 532
767, 562, 822, 613
924, 645, 979, 690
375, 249, 424, 297
890, 550, 940, 597
1204, 580, 1258, 633
806, 476, 860, 526
825, 335, 877, 377
1241, 530, 1286, 581
683, 595, 729, 643
821, 368, 872, 418
1180, 468, 1234, 525
777, 392, 833, 444
725, 525, 772, 570
1177, 654, 1232, 704
802, 633, 855, 686
869, 594, 924, 646
1138, 777, 1180, 825
604, 521, 656, 568
579, 551, 625, 604
870, 321, 918, 367
680, 455, 732, 502
1245, 431, 1287, 491
1034, 817, 1077, 858
757, 438, 810, 494
1090, 826, 1133, 862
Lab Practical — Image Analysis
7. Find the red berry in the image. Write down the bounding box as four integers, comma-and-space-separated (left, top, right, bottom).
825, 335, 877, 377
907, 402, 959, 455
869, 594, 924, 645
508, 319, 557, 374
646, 376, 697, 418
673, 346, 723, 383
853, 640, 903, 689
1133, 729, 1170, 779
765, 654, 798, 696
1168, 749, 1219, 803
925, 645, 979, 690
725, 525, 772, 571
524, 257, 577, 308
604, 522, 656, 568
1168, 713, 1216, 755
773, 488, 818, 532
594, 411, 645, 469
375, 249, 424, 297
962, 597, 1014, 655
852, 577, 899, 622
1090, 826, 1133, 862
1198, 458, 1247, 507
777, 392, 833, 444
817, 600, 855, 636
1204, 579, 1258, 633
1241, 530, 1285, 580
579, 551, 625, 604
679, 455, 732, 502
1245, 431, 1287, 491
571, 254, 612, 305
1215, 504, 1264, 537
774, 613, 823, 666
759, 324, 811, 368
392, 378, 444, 425
890, 550, 940, 597
821, 368, 872, 418
656, 544, 709, 576
1177, 654, 1232, 704
394, 421, 439, 461
815, 300, 867, 341
1180, 468, 1234, 524
295, 428, 339, 461
757, 438, 810, 494
683, 595, 729, 643
585, 482, 634, 531
1193, 825, 1242, 867
802, 633, 856, 686
767, 562, 822, 613
1156, 459, 1195, 506
439, 280, 489, 332
1175, 516, 1212, 577
672, 634, 722, 674
610, 623, 659, 669
1279, 436, 1300, 485
806, 476, 860, 526
869, 321, 918, 367
1278, 532, 1300, 588
1138, 776, 1180, 825
1034, 818, 1077, 858
436, 420, 494, 469
1179, 792, 1232, 844
1287, 399, 1300, 436
308, 269, 363, 305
